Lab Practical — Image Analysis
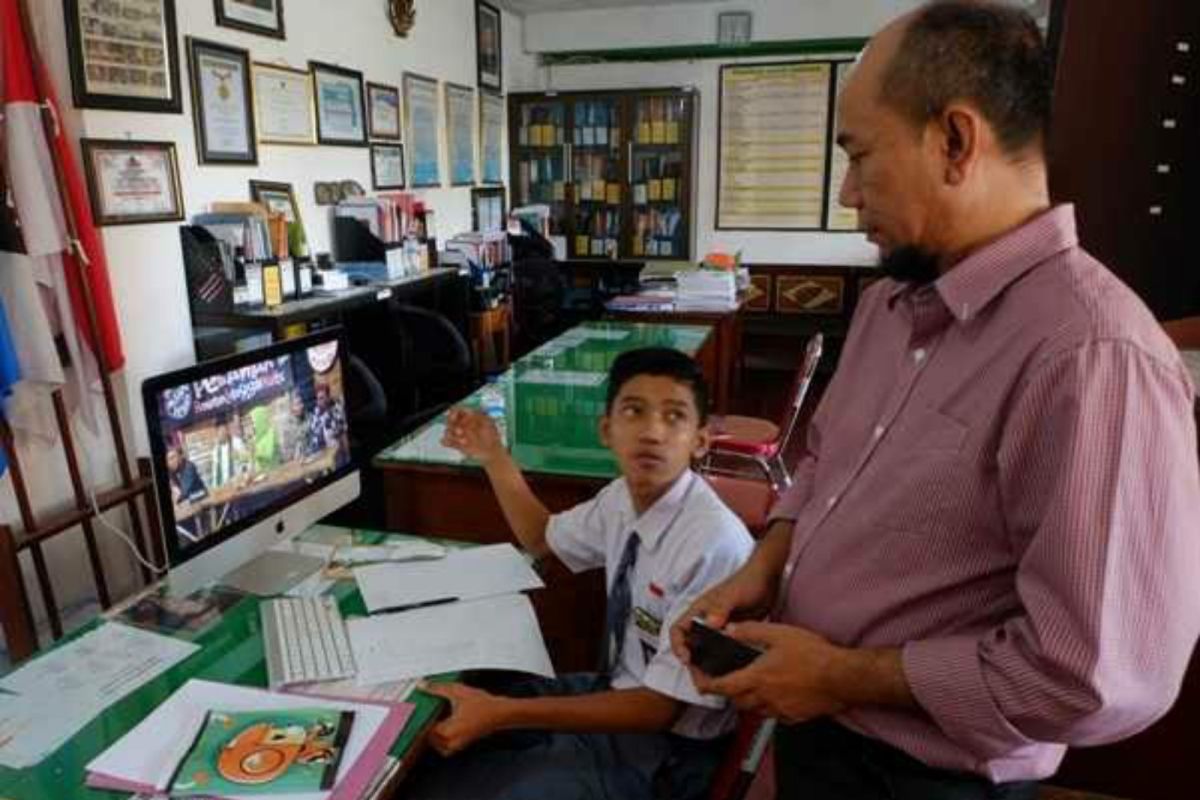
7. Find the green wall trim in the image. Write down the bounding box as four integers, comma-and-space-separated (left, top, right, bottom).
539, 37, 869, 66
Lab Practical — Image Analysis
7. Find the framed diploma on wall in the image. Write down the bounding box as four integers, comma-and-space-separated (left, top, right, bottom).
186, 37, 257, 164
475, 1, 502, 92
81, 139, 185, 226
252, 62, 315, 145
370, 144, 406, 190
404, 72, 442, 187
445, 82, 476, 186
367, 82, 402, 141
311, 62, 367, 146
214, 0, 285, 40
63, 0, 183, 113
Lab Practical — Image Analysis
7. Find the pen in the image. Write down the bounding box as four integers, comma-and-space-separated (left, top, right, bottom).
375, 596, 460, 614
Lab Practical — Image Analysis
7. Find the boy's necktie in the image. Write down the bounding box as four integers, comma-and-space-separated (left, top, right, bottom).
601, 532, 640, 674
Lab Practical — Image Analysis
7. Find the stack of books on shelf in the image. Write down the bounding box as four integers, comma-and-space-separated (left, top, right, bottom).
675, 269, 737, 311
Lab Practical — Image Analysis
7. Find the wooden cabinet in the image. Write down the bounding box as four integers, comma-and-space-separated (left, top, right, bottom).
509, 88, 695, 261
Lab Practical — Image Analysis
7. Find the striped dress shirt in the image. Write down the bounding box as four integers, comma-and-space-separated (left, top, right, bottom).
771, 205, 1200, 782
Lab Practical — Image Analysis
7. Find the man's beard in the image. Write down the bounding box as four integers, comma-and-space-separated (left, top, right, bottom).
879, 245, 941, 286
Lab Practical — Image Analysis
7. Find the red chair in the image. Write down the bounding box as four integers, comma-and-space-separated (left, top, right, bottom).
706, 333, 823, 491
703, 474, 777, 537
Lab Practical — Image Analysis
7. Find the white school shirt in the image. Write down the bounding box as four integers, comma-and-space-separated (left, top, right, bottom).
547, 469, 755, 739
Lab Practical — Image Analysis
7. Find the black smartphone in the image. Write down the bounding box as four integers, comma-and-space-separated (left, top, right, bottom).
686, 617, 762, 677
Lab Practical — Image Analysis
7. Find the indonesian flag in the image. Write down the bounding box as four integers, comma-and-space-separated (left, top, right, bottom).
1, 0, 125, 439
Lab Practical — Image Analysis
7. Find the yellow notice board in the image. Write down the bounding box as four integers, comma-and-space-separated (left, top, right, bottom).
717, 62, 832, 230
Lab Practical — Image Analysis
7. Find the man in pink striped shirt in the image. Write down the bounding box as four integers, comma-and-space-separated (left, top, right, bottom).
673, 2, 1200, 798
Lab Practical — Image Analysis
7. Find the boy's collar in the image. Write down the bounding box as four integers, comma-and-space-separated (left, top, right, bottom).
621, 470, 697, 553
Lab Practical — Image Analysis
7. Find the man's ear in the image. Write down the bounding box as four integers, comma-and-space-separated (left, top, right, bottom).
598, 415, 611, 449
940, 105, 981, 186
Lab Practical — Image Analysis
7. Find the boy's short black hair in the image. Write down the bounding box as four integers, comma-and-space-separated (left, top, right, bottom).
605, 347, 709, 423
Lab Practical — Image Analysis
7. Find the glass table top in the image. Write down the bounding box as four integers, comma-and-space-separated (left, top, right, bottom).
374, 321, 713, 480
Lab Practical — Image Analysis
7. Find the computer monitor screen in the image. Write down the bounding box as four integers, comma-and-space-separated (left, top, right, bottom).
144, 329, 354, 571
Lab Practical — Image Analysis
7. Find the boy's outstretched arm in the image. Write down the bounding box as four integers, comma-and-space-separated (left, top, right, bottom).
442, 407, 551, 558
423, 682, 682, 756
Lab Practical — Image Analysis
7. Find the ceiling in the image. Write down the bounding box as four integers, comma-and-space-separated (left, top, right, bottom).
497, 0, 721, 15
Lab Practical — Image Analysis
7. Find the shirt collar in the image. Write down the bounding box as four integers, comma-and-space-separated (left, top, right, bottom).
620, 469, 697, 553
888, 204, 1079, 323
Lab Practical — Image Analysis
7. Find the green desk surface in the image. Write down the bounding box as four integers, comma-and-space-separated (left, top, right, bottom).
374, 320, 713, 480
0, 527, 456, 800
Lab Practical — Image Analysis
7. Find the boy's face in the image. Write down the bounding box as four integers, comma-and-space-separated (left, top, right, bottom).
600, 374, 709, 495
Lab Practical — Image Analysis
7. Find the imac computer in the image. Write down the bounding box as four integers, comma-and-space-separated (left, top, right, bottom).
143, 328, 359, 597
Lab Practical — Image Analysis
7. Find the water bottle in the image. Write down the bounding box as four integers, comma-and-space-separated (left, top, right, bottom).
480, 378, 507, 446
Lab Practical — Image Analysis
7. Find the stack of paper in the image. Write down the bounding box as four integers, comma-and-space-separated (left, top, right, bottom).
348, 594, 554, 685
85, 679, 412, 800
353, 543, 543, 614
675, 269, 737, 311
0, 623, 199, 769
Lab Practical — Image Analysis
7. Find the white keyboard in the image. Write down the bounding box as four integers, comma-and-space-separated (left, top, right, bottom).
261, 596, 357, 688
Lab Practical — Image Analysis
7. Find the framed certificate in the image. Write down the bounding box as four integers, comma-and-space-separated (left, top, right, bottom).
186, 37, 256, 164
311, 62, 367, 146
479, 90, 504, 185
252, 62, 315, 145
63, 0, 182, 113
404, 73, 441, 187
249, 180, 300, 223
445, 82, 476, 186
370, 144, 406, 190
367, 82, 402, 141
81, 139, 184, 226
214, 0, 285, 40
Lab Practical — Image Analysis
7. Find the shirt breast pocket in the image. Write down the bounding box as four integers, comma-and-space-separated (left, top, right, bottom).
879, 406, 972, 535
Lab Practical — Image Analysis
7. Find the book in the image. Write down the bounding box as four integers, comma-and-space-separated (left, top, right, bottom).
116, 585, 244, 637
168, 708, 354, 796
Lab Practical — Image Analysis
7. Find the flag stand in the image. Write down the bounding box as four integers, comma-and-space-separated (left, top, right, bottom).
0, 0, 165, 663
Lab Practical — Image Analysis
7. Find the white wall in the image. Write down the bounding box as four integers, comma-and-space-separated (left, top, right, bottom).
1, 0, 536, 647
515, 0, 927, 265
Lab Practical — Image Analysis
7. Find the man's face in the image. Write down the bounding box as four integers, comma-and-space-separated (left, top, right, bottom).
316, 386, 330, 410
836, 33, 948, 262
600, 375, 709, 498
167, 448, 181, 472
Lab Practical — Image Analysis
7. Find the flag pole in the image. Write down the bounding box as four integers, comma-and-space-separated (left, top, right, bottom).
13, 0, 155, 575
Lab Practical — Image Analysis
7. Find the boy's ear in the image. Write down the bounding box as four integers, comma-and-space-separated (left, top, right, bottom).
598, 415, 611, 448
692, 424, 711, 461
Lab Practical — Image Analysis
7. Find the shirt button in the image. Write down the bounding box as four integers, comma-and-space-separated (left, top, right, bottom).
873, 424, 886, 439
826, 495, 838, 508
913, 348, 927, 364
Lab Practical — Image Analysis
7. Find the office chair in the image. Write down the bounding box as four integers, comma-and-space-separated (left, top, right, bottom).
705, 333, 823, 492
511, 258, 571, 356
386, 303, 473, 431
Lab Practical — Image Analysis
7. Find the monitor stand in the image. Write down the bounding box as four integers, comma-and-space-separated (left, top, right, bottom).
220, 551, 325, 596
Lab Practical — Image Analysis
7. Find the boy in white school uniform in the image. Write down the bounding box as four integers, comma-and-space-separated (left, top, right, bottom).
407, 347, 755, 800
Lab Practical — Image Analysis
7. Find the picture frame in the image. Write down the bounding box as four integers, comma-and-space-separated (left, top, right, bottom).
310, 61, 367, 146
81, 139, 185, 226
366, 82, 402, 141
251, 62, 315, 145
186, 37, 257, 165
249, 180, 300, 223
214, 0, 284, 39
370, 144, 406, 190
479, 90, 505, 185
445, 82, 477, 186
475, 1, 503, 92
63, 0, 183, 113
471, 186, 506, 233
404, 72, 442, 187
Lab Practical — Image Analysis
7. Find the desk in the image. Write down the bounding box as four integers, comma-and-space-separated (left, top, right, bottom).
373, 321, 715, 671
0, 527, 449, 800
193, 267, 466, 340
606, 300, 745, 414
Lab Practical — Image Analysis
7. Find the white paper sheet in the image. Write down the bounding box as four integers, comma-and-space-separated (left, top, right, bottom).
333, 541, 447, 565
516, 369, 606, 387
348, 594, 554, 684
85, 679, 392, 799
0, 623, 199, 767
354, 543, 543, 613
